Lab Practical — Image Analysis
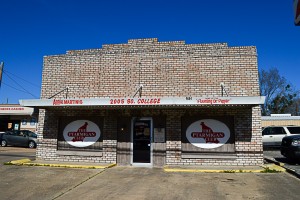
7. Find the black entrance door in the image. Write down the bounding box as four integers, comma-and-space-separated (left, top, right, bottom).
133, 120, 151, 163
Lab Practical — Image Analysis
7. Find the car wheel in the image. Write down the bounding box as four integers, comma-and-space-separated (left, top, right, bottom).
28, 141, 36, 148
1, 140, 7, 147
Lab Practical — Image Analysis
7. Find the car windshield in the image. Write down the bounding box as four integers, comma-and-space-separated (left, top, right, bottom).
5, 131, 15, 135
287, 127, 300, 134
26, 131, 37, 138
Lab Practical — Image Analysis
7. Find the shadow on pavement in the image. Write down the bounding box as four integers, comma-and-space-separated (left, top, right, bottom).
0, 153, 36, 158
274, 157, 300, 165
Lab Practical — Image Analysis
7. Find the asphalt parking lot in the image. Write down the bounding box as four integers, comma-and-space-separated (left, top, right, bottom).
0, 146, 36, 163
1, 147, 300, 200
264, 147, 300, 176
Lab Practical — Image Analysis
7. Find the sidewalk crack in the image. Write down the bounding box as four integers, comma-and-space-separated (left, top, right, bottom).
52, 169, 105, 200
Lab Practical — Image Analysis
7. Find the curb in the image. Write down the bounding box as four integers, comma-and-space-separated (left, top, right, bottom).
23, 162, 117, 169
4, 159, 32, 165
163, 164, 284, 173
5, 159, 116, 169
164, 168, 263, 173
264, 157, 300, 179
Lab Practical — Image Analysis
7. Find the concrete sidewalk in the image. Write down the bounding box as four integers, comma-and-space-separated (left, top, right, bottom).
5, 158, 116, 169
53, 166, 300, 200
1, 164, 299, 200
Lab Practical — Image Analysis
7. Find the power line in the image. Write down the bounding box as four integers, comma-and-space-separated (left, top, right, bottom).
1, 82, 33, 94
2, 72, 38, 98
3, 69, 40, 88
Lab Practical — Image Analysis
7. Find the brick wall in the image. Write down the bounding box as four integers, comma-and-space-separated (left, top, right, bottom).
41, 38, 259, 99
36, 107, 263, 166
36, 38, 263, 166
164, 106, 263, 166
36, 109, 118, 163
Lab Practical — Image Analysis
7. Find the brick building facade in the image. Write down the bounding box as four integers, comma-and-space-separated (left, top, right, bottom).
21, 38, 265, 167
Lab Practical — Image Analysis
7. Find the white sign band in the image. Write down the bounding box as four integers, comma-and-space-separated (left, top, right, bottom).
20, 96, 265, 107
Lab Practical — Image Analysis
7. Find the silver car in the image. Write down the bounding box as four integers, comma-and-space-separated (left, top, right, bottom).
1, 130, 37, 148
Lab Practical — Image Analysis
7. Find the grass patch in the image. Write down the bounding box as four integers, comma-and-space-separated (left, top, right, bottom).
223, 170, 235, 173
261, 167, 280, 173
26, 163, 37, 166
4, 162, 14, 165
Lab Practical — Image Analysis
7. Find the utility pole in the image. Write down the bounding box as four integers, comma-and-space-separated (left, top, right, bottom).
0, 62, 4, 88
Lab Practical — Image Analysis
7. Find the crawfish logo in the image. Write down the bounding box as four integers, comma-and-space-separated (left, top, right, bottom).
67, 122, 96, 142
191, 122, 225, 143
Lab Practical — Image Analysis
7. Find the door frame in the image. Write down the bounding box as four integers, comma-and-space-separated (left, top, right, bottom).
130, 117, 153, 167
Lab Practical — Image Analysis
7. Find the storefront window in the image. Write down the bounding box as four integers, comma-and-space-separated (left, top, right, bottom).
22, 119, 27, 125
8, 123, 12, 129
30, 118, 36, 126
14, 124, 19, 130
57, 117, 103, 151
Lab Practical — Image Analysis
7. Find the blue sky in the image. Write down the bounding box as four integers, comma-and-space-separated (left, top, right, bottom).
0, 0, 299, 104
